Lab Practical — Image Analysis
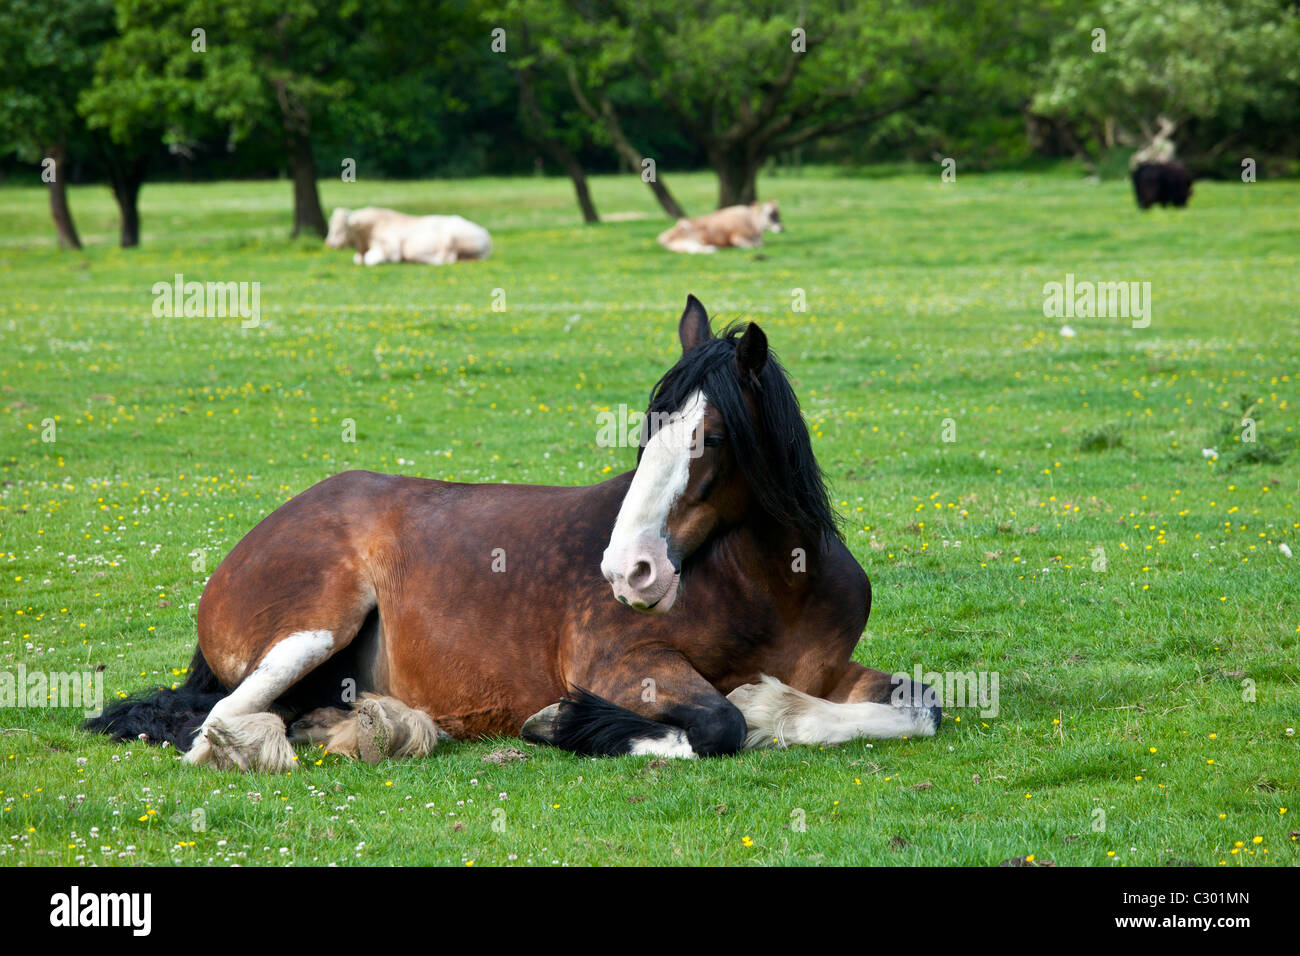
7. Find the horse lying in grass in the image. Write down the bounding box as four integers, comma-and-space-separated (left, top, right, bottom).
87, 295, 940, 770
325, 206, 492, 265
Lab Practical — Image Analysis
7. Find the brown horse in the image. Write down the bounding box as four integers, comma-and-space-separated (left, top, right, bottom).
87, 295, 941, 770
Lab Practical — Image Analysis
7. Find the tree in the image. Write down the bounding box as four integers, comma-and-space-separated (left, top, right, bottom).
488, 0, 690, 219
0, 0, 117, 249
323, 4, 513, 181
85, 0, 373, 239
193, 0, 380, 237
841, 0, 1080, 169
1032, 0, 1300, 171
554, 0, 961, 208
516, 59, 602, 224
478, 5, 605, 223
78, 0, 210, 247
563, 65, 687, 219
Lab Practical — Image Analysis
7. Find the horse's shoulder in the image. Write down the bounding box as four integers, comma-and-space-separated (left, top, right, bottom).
811, 539, 870, 613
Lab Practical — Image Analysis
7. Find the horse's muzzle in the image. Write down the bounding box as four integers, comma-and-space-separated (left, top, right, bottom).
601, 534, 681, 613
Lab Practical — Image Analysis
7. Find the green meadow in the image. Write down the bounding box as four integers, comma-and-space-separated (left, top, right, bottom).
0, 167, 1296, 866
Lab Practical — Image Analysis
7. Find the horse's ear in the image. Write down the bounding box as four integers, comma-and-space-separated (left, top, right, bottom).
736, 322, 768, 377
679, 294, 711, 354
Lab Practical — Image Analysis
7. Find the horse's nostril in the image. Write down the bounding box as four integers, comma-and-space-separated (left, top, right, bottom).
627, 560, 655, 589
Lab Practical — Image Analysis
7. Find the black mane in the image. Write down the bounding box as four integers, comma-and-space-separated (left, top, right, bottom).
643, 323, 841, 546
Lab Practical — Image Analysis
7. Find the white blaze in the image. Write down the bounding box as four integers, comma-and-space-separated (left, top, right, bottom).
605, 391, 707, 558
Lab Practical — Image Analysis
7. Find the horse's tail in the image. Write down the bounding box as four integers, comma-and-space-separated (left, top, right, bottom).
522, 688, 715, 758
83, 645, 226, 751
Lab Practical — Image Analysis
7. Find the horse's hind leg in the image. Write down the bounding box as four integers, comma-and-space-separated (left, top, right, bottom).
290, 695, 438, 764
186, 629, 339, 772
288, 706, 350, 748
726, 664, 941, 748
355, 695, 439, 762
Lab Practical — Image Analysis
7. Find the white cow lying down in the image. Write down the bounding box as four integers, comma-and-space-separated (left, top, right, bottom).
326, 206, 492, 265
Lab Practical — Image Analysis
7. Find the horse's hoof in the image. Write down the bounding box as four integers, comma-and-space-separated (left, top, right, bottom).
520, 703, 562, 744
287, 720, 314, 746
184, 731, 218, 768
356, 698, 394, 764
204, 721, 248, 773
725, 682, 764, 710
202, 713, 298, 772
288, 706, 348, 746
919, 703, 943, 736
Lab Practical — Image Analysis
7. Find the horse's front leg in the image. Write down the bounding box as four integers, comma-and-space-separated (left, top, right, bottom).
521, 648, 746, 759
726, 662, 942, 749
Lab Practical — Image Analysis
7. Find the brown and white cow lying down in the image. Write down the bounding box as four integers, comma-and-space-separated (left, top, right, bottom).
657, 201, 783, 254
326, 206, 492, 265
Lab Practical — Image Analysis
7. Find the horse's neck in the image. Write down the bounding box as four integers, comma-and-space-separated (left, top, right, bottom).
705, 521, 829, 597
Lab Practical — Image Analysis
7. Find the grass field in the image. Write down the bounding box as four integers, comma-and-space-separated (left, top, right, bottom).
1, 167, 1297, 867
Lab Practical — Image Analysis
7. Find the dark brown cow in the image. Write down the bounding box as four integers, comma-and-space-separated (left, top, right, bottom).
87, 296, 940, 770
1132, 162, 1193, 209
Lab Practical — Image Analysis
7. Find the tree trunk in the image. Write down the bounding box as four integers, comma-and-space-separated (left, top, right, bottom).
564, 72, 685, 220
593, 97, 685, 218
103, 151, 149, 248
550, 147, 600, 224
273, 76, 327, 239
44, 144, 82, 250
713, 148, 760, 208
516, 66, 599, 224
115, 181, 141, 248
1053, 122, 1097, 171
645, 172, 686, 219
287, 129, 327, 239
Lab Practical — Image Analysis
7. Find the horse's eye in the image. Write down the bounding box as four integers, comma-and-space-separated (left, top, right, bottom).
703, 433, 726, 448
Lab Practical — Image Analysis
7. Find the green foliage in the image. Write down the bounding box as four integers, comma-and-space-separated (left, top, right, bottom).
4, 0, 1299, 187
74, 0, 515, 179
0, 0, 115, 158
1032, 0, 1300, 163
324, 5, 515, 178
493, 0, 1013, 202
80, 0, 363, 147
558, 2, 958, 150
